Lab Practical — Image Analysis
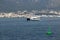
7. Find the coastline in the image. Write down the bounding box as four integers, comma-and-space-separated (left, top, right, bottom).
0, 10, 60, 18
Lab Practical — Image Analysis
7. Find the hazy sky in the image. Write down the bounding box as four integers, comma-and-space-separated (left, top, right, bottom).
0, 0, 60, 12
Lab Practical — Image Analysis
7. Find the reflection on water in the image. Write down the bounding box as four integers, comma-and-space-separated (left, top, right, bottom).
0, 17, 60, 40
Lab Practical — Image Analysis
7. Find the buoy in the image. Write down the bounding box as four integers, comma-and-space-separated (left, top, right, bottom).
46, 31, 52, 35
46, 27, 52, 36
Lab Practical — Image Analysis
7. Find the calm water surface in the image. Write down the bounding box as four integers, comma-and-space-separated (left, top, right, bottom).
0, 17, 60, 40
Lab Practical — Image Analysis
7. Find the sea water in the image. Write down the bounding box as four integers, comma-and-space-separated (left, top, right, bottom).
0, 17, 60, 40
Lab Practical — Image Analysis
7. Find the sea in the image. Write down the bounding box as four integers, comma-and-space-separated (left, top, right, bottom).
0, 17, 60, 40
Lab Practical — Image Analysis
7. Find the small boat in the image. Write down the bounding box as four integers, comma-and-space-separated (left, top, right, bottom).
30, 16, 40, 21
27, 16, 40, 21
27, 18, 30, 21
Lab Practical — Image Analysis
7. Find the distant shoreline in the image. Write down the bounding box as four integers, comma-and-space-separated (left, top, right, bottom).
0, 10, 60, 18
